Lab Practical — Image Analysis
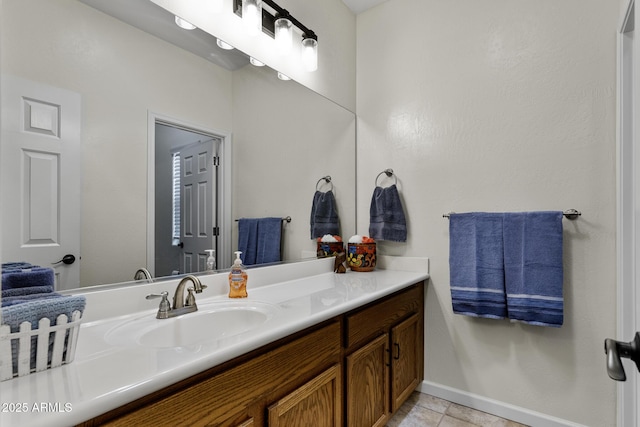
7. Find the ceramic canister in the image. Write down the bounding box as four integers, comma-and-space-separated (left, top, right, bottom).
347, 243, 376, 271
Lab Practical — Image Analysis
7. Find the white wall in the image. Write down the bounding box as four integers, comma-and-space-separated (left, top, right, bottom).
231, 64, 356, 260
356, 0, 618, 425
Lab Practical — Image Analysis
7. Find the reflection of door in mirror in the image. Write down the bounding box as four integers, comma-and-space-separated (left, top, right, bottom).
1, 76, 81, 291
153, 123, 221, 277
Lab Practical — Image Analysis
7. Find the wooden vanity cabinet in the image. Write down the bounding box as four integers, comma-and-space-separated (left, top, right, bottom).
85, 321, 342, 427
79, 282, 424, 427
344, 283, 424, 427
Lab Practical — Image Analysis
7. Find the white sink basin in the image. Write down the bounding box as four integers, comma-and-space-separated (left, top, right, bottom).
104, 300, 278, 348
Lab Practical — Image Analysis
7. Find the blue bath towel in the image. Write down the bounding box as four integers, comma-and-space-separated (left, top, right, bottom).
503, 212, 564, 327
2, 267, 55, 291
238, 217, 283, 266
310, 190, 340, 239
369, 185, 407, 242
449, 213, 507, 319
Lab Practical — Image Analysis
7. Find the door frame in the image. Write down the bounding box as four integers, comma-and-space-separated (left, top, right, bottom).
617, 0, 639, 425
147, 111, 232, 274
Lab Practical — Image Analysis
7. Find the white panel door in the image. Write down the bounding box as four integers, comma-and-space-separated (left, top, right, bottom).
1, 75, 81, 290
179, 140, 214, 273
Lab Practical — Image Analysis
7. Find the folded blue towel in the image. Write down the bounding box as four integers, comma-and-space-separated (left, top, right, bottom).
238, 217, 283, 266
310, 190, 340, 239
2, 267, 55, 291
2, 262, 35, 271
1, 292, 63, 307
2, 286, 55, 298
503, 212, 564, 327
449, 213, 507, 319
2, 294, 86, 374
1, 294, 86, 331
369, 185, 407, 242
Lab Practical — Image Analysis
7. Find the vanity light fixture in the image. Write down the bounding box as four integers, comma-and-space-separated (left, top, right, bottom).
174, 16, 196, 30
234, 0, 319, 72
301, 34, 318, 72
242, 0, 263, 36
274, 11, 293, 54
250, 57, 265, 66
216, 38, 234, 50
277, 72, 291, 81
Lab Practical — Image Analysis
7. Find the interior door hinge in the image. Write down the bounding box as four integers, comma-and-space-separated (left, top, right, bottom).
213, 155, 220, 166
213, 226, 220, 236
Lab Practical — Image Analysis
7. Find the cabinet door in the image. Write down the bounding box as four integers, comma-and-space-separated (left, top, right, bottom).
268, 365, 342, 427
345, 334, 389, 427
390, 313, 421, 412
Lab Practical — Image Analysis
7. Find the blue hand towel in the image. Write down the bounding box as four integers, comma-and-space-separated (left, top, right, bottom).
449, 213, 507, 319
310, 190, 340, 239
256, 217, 283, 265
238, 218, 259, 265
369, 185, 407, 242
238, 217, 283, 266
2, 267, 55, 291
503, 212, 564, 327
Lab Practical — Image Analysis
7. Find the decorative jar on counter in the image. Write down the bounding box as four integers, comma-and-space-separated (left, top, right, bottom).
347, 242, 376, 271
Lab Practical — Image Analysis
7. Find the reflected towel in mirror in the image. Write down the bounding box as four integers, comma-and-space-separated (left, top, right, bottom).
310, 190, 340, 239
238, 217, 283, 266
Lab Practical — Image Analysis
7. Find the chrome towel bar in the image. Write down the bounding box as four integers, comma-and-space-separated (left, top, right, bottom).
443, 209, 581, 220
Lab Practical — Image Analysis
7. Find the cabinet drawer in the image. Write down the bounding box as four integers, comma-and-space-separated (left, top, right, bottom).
345, 283, 422, 350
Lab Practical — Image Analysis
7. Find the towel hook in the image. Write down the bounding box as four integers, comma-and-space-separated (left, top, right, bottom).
315, 175, 333, 192
375, 168, 397, 187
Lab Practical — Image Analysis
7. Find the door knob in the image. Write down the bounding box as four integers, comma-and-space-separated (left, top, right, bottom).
604, 332, 640, 381
52, 254, 76, 265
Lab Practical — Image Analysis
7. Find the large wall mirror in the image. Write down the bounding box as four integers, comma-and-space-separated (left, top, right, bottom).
0, 0, 356, 290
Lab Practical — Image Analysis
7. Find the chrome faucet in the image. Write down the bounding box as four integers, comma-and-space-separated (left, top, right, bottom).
146, 275, 207, 319
134, 268, 153, 282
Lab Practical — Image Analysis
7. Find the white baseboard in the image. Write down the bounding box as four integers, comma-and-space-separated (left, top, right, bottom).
419, 380, 587, 427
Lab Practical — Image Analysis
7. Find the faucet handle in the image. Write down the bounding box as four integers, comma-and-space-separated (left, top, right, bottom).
146, 291, 169, 300
146, 291, 170, 319
186, 288, 197, 307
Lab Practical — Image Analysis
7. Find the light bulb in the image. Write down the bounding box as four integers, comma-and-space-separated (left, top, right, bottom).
275, 17, 293, 54
250, 57, 265, 67
277, 72, 291, 81
216, 39, 234, 50
174, 16, 196, 30
301, 37, 318, 72
242, 0, 262, 36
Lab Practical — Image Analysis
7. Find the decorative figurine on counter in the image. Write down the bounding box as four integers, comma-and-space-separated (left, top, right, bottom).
334, 252, 347, 273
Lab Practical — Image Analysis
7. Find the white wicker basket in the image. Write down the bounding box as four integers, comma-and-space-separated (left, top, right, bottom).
0, 310, 83, 381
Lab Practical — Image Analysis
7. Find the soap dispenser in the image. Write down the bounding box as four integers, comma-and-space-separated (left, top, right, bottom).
228, 251, 248, 298
205, 249, 216, 271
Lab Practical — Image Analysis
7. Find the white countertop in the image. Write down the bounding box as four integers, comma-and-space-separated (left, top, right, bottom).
0, 256, 428, 427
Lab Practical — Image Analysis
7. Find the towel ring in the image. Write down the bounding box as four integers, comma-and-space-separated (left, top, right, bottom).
375, 169, 397, 187
316, 175, 333, 192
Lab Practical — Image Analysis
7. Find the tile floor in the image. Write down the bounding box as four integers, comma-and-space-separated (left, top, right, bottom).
386, 392, 529, 427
